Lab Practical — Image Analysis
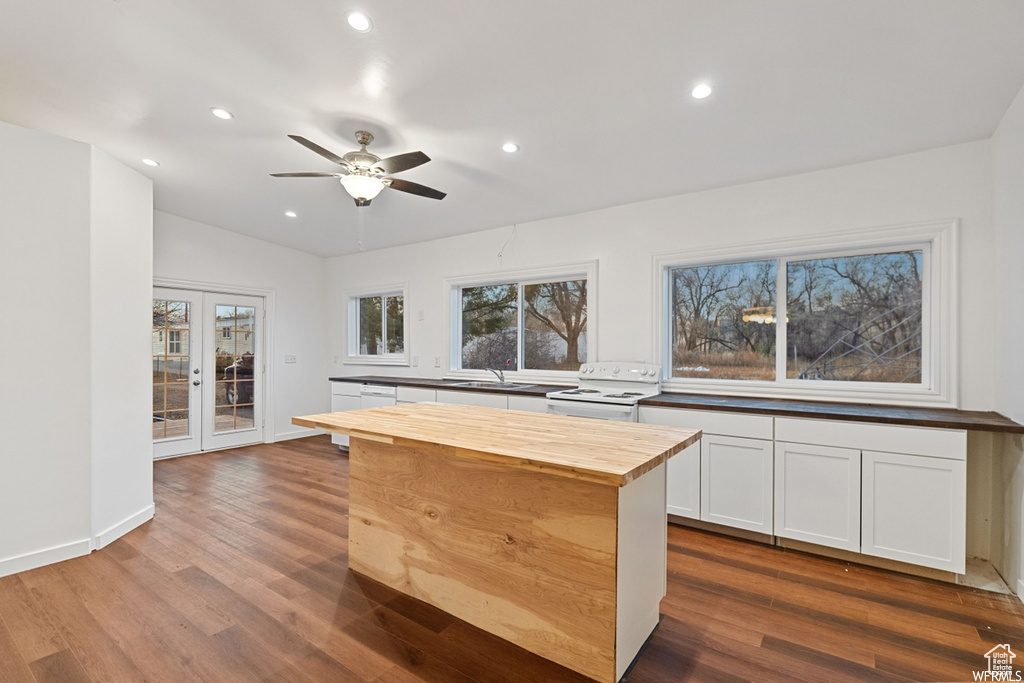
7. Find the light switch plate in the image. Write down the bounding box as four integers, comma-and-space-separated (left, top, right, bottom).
284, 355, 297, 364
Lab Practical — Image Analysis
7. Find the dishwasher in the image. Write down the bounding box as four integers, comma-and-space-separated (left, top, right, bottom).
360, 383, 397, 409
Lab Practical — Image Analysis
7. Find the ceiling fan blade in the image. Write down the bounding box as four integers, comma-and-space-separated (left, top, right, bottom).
287, 135, 348, 166
386, 177, 446, 200
372, 151, 430, 175
270, 172, 345, 177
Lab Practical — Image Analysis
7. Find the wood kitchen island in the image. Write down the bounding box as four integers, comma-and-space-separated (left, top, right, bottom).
293, 403, 700, 682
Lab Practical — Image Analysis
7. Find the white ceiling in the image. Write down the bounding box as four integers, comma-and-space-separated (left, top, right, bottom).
2, 1, 1023, 258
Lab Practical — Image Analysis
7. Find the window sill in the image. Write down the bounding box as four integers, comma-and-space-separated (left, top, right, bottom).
343, 355, 409, 367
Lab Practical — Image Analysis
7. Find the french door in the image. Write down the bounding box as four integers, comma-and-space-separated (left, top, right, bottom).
152, 288, 264, 458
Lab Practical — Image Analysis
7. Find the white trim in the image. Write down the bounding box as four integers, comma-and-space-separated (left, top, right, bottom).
93, 504, 154, 550
0, 538, 92, 579
343, 282, 410, 366
275, 427, 323, 441
1017, 579, 1024, 602
444, 261, 598, 383
652, 219, 958, 408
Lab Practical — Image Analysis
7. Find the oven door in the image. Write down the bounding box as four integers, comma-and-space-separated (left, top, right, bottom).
545, 399, 637, 422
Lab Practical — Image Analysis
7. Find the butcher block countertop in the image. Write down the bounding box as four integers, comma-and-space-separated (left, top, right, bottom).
293, 402, 700, 487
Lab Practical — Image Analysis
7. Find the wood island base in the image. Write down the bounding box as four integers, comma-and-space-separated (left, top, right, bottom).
293, 403, 699, 682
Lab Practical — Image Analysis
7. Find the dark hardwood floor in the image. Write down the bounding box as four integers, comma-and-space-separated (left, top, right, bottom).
2, 435, 1023, 682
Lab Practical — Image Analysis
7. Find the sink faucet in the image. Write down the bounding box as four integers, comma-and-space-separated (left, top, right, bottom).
487, 368, 505, 383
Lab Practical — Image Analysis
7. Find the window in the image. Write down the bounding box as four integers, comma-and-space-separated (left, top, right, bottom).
346, 287, 408, 365
451, 265, 592, 376
657, 221, 957, 406
168, 330, 182, 355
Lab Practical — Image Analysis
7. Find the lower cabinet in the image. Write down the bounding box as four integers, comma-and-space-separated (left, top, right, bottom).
700, 435, 774, 534
396, 386, 437, 404
862, 450, 966, 573
774, 442, 860, 552
329, 382, 360, 448
666, 442, 700, 520
507, 395, 549, 413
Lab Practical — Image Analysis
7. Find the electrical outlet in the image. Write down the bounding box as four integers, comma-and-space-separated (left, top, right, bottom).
434, 356, 441, 368
418, 309, 425, 321
333, 355, 339, 364
412, 355, 419, 367
284, 354, 297, 364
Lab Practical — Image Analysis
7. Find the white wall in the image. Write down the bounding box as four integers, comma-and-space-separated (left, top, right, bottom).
90, 148, 155, 547
153, 211, 329, 440
991, 82, 1024, 596
326, 140, 994, 407
0, 121, 153, 577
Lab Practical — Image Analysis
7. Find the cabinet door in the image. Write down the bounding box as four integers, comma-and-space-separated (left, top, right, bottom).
775, 442, 860, 551
666, 442, 700, 520
700, 435, 773, 534
507, 396, 548, 413
329, 394, 360, 447
862, 450, 966, 573
435, 389, 508, 410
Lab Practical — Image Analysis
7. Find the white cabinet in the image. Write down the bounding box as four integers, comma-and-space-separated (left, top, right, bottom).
665, 442, 700, 520
774, 442, 860, 552
700, 435, 774, 534
397, 386, 436, 404
640, 406, 772, 529
862, 450, 966, 573
507, 395, 548, 414
435, 389, 508, 410
329, 382, 361, 448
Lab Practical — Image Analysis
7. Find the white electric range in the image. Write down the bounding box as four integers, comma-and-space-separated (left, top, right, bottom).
545, 362, 662, 422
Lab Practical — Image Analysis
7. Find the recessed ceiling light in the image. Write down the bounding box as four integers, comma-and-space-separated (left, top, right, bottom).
502, 142, 520, 153
285, 211, 297, 218
142, 158, 160, 167
210, 107, 234, 120
347, 12, 371, 32
691, 83, 713, 99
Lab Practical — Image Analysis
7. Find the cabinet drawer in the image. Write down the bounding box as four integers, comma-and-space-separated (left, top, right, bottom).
396, 386, 436, 403
640, 406, 772, 440
330, 381, 362, 397
775, 417, 965, 460
435, 390, 508, 410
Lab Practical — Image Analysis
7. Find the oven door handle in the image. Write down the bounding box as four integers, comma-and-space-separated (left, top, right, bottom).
544, 399, 636, 421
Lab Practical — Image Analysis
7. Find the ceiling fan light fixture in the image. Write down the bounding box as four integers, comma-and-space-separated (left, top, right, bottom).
210, 107, 234, 120
502, 142, 520, 153
142, 158, 160, 167
347, 11, 372, 32
339, 173, 385, 202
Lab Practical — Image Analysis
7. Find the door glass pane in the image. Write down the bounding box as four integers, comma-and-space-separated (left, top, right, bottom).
214, 304, 257, 434
153, 299, 191, 441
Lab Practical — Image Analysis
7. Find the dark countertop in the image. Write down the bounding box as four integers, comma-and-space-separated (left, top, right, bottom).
329, 375, 1024, 434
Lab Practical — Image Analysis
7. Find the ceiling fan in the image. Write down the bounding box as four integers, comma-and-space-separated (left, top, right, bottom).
271, 131, 446, 207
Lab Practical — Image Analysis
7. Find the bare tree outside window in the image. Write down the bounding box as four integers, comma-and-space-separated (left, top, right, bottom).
787, 251, 922, 383
524, 280, 587, 371
460, 279, 588, 372
670, 260, 776, 380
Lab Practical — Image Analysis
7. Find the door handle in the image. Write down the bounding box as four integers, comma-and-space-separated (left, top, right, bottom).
193, 380, 201, 386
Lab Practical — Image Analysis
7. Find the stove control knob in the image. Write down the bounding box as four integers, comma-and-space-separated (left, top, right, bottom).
639, 368, 648, 376
613, 366, 620, 374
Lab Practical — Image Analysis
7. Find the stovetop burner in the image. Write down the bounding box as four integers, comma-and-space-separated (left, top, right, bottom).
561, 389, 601, 395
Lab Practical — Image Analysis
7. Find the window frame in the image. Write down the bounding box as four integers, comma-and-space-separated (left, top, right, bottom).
344, 283, 410, 366
446, 261, 597, 383
653, 220, 958, 407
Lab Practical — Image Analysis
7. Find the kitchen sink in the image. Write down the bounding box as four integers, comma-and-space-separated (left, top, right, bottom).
451, 381, 535, 390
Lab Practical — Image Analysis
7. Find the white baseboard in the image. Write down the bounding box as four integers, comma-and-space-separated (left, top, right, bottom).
0, 538, 92, 579
93, 504, 155, 550
275, 427, 323, 442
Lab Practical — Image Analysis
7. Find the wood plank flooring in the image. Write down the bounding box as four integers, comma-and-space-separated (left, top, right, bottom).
2, 434, 1023, 682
